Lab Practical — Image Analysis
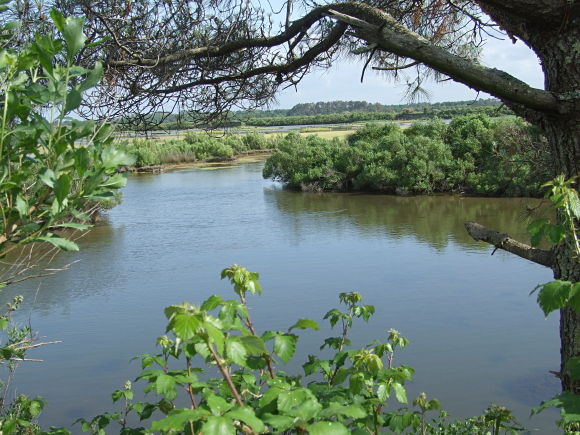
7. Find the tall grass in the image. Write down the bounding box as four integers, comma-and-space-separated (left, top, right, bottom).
122, 132, 275, 167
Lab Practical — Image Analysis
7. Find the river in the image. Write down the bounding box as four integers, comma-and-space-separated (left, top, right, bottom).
6, 161, 559, 432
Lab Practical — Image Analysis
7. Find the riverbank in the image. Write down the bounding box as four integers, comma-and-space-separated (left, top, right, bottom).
118, 127, 355, 173
118, 114, 549, 198
126, 149, 272, 173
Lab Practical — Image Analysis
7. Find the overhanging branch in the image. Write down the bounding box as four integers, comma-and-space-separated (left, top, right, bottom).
107, 5, 330, 68
147, 22, 348, 94
464, 221, 554, 268
327, 2, 560, 114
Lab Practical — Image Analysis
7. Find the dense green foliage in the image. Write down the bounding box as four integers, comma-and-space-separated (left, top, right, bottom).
0, 7, 130, 434
123, 133, 274, 167
263, 115, 549, 196
78, 265, 525, 435
0, 10, 133, 256
244, 105, 510, 127
282, 99, 504, 117
528, 178, 580, 431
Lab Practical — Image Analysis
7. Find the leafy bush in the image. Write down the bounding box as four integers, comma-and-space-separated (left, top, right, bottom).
123, 133, 275, 168
0, 7, 132, 434
263, 115, 550, 196
76, 265, 527, 435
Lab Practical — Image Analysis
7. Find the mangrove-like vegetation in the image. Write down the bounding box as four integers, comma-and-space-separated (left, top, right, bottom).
263, 115, 550, 197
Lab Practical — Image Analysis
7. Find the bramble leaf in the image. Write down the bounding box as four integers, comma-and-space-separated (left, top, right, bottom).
225, 337, 247, 367
226, 406, 265, 433
201, 416, 235, 435
274, 334, 297, 364
308, 421, 350, 435
536, 280, 574, 316
289, 318, 320, 331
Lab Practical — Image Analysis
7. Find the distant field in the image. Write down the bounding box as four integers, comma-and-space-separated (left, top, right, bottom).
298, 129, 355, 139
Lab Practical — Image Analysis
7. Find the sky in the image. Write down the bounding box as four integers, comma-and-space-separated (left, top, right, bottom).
273, 35, 545, 109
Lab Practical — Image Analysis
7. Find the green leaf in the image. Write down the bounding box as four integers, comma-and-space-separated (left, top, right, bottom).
150, 409, 210, 431
50, 10, 86, 59
393, 382, 408, 403
64, 88, 82, 112
527, 218, 549, 246
205, 322, 225, 353
39, 168, 56, 188
99, 173, 127, 189
155, 373, 177, 400
274, 334, 297, 364
0, 317, 8, 331
536, 280, 573, 316
74, 147, 90, 175
226, 406, 265, 433
277, 388, 322, 420
262, 414, 294, 431
349, 373, 364, 395
320, 403, 366, 419
49, 9, 66, 34
100, 146, 135, 171
201, 295, 223, 311
545, 224, 566, 244
239, 335, 267, 355
54, 174, 71, 204
170, 313, 202, 340
569, 283, 580, 312
532, 392, 580, 424
308, 421, 349, 435
288, 318, 320, 331
15, 195, 28, 217
206, 394, 232, 415
377, 383, 389, 402
225, 337, 248, 367
201, 416, 235, 435
31, 235, 79, 251
78, 61, 103, 92
29, 399, 43, 417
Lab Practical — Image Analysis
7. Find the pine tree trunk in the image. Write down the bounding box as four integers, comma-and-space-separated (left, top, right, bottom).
484, 9, 580, 391
540, 64, 580, 393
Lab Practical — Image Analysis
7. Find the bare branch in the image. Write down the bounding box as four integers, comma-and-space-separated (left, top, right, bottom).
464, 221, 554, 268
147, 22, 347, 94
107, 5, 330, 68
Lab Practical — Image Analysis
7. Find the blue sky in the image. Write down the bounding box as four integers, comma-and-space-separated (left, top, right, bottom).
273, 35, 545, 108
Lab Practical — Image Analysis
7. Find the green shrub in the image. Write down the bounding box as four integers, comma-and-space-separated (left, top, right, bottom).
78, 265, 526, 435
263, 115, 550, 197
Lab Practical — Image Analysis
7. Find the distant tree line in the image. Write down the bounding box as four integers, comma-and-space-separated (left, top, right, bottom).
117, 99, 511, 131
242, 105, 511, 127
280, 99, 503, 117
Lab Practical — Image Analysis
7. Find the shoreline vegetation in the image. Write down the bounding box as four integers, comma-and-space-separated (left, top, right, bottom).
119, 114, 549, 198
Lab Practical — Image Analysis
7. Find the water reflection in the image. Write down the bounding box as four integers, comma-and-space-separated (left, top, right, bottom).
265, 188, 540, 251
0, 163, 559, 431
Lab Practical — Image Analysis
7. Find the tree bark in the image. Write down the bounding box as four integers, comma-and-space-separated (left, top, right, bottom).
467, 2, 580, 392
535, 25, 580, 393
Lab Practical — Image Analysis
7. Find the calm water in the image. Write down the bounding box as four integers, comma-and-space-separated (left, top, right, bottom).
5, 162, 559, 431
